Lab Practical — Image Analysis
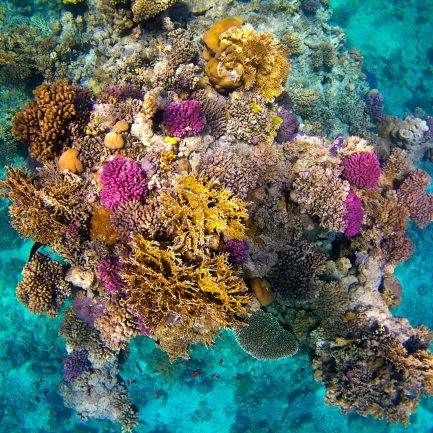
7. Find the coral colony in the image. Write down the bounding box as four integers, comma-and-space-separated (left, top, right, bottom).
2, 0, 433, 431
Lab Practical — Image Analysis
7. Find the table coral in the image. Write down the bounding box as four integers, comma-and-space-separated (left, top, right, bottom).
16, 253, 71, 318
234, 309, 298, 360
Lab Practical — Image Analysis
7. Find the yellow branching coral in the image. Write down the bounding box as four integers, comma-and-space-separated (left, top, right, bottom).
160, 174, 249, 255
0, 165, 90, 246
203, 21, 290, 102
17, 253, 71, 317
123, 235, 250, 359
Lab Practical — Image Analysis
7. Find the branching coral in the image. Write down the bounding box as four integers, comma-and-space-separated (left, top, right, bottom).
12, 81, 78, 161
122, 234, 250, 359
16, 253, 71, 317
0, 166, 90, 246
203, 21, 291, 102
235, 309, 298, 360
160, 174, 249, 255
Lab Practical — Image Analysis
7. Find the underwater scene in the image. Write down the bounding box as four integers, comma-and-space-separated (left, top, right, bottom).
1, 0, 433, 432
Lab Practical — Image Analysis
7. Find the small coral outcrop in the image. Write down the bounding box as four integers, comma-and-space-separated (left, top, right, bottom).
203, 20, 291, 102
131, 0, 177, 22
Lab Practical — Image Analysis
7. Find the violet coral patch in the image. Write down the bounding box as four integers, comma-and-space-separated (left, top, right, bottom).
63, 350, 91, 382
100, 156, 148, 210
98, 257, 126, 293
344, 190, 364, 237
341, 151, 380, 189
225, 239, 248, 264
163, 100, 206, 138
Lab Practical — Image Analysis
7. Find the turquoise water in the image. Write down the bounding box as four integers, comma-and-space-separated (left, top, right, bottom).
1, 0, 433, 432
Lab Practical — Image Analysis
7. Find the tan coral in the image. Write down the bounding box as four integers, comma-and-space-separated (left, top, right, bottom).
58, 148, 84, 174
131, 0, 177, 22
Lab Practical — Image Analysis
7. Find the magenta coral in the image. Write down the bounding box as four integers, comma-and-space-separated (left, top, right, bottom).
98, 257, 126, 293
344, 190, 364, 238
225, 239, 248, 264
341, 152, 380, 189
163, 100, 206, 137
100, 157, 148, 210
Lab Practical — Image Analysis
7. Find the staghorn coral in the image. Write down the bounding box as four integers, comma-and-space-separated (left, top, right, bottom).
12, 81, 78, 161
235, 309, 298, 360
131, 0, 177, 22
203, 22, 290, 102
16, 253, 71, 318
123, 234, 250, 359
268, 238, 327, 303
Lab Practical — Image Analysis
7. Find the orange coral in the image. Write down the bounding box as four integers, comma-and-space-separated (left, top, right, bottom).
89, 207, 118, 245
58, 148, 84, 173
12, 81, 77, 161
203, 21, 290, 102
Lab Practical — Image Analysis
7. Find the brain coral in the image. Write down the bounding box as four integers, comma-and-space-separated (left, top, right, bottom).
131, 0, 177, 22
12, 81, 77, 161
100, 157, 148, 211
235, 309, 298, 360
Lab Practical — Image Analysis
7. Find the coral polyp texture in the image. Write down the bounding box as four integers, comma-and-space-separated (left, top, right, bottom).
3, 3, 433, 432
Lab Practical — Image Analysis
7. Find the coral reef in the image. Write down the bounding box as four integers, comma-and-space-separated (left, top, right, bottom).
2, 3, 433, 431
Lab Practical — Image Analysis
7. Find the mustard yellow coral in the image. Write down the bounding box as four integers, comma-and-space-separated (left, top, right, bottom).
123, 235, 250, 359
203, 21, 291, 102
160, 174, 249, 255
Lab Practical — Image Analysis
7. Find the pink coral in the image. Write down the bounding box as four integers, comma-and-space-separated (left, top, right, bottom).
98, 257, 126, 293
100, 157, 148, 210
341, 152, 380, 189
225, 239, 248, 264
163, 100, 206, 137
344, 190, 364, 237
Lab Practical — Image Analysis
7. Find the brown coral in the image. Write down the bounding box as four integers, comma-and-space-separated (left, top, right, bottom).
16, 253, 71, 317
131, 0, 177, 22
12, 81, 78, 161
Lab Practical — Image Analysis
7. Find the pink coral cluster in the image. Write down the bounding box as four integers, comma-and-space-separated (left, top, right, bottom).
163, 100, 206, 137
98, 257, 126, 293
225, 239, 248, 264
344, 190, 364, 237
342, 152, 380, 189
100, 157, 148, 210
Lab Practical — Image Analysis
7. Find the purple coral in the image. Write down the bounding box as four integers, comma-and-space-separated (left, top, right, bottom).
365, 90, 385, 122
276, 108, 299, 143
344, 190, 364, 238
100, 157, 148, 210
98, 257, 126, 293
72, 294, 104, 326
424, 116, 433, 142
101, 83, 144, 101
163, 100, 206, 138
63, 350, 90, 382
225, 239, 248, 264
341, 152, 380, 189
